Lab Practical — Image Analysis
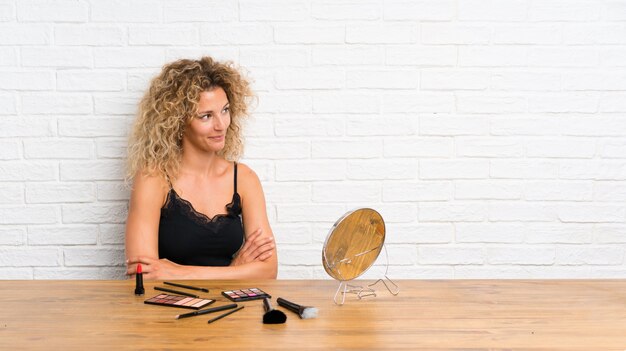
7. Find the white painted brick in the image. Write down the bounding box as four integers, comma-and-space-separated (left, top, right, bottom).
96, 138, 127, 159
374, 203, 418, 223
60, 160, 124, 181
347, 115, 416, 136
54, 25, 123, 46
313, 93, 379, 114
455, 180, 523, 200
241, 160, 273, 181
57, 71, 125, 91
256, 93, 311, 113
383, 93, 454, 113
418, 246, 484, 265
0, 1, 14, 21
491, 72, 561, 91
420, 160, 489, 179
0, 24, 50, 45
599, 139, 626, 158
247, 70, 273, 93
386, 223, 453, 244
456, 223, 525, 243
525, 181, 593, 201
276, 160, 346, 181
0, 140, 20, 160
245, 139, 309, 159
346, 69, 418, 89
128, 26, 198, 46
0, 248, 59, 266
491, 116, 562, 136
595, 182, 626, 201
245, 115, 274, 137
563, 24, 626, 45
0, 268, 32, 279
0, 184, 23, 204
100, 224, 125, 245
561, 116, 626, 137
240, 48, 309, 67
457, 137, 524, 158
489, 202, 557, 221
62, 203, 127, 224
487, 247, 555, 265
421, 70, 489, 90
58, 117, 129, 137
595, 224, 626, 243
21, 47, 91, 68
384, 180, 451, 202
275, 116, 343, 136
0, 71, 54, 90
590, 268, 626, 279
525, 223, 593, 244
0, 48, 17, 66
604, 0, 626, 20
458, 0, 527, 21
378, 245, 417, 265
420, 115, 489, 136
240, 0, 308, 21
163, 0, 237, 22
560, 160, 626, 180
386, 45, 457, 66
26, 182, 95, 204
33, 267, 100, 279
274, 24, 344, 44
529, 0, 600, 21
17, 0, 87, 22
384, 0, 454, 21
165, 48, 239, 64
278, 266, 314, 279
419, 202, 487, 222
559, 203, 626, 223
312, 1, 379, 20
23, 139, 93, 159
456, 266, 598, 279
313, 46, 383, 66
64, 248, 125, 266
277, 204, 345, 223
275, 68, 344, 90
312, 182, 380, 203
493, 25, 561, 44
272, 224, 311, 245
94, 95, 141, 115
0, 93, 16, 114
564, 71, 626, 91
0, 206, 58, 224
279, 248, 321, 266
421, 24, 490, 44
347, 24, 417, 44
528, 48, 598, 67
21, 93, 92, 115
94, 48, 165, 68
457, 94, 527, 113
385, 137, 453, 158
527, 138, 596, 158
556, 246, 623, 265
602, 48, 626, 67
203, 23, 273, 44
491, 160, 559, 179
0, 161, 57, 181
312, 139, 382, 159
90, 0, 160, 22
459, 46, 527, 67
347, 159, 418, 180
28, 225, 98, 245
264, 182, 311, 203
380, 265, 454, 279
529, 94, 598, 113
127, 70, 158, 92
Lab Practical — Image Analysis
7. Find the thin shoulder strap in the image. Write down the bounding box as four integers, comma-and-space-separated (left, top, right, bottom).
233, 162, 238, 194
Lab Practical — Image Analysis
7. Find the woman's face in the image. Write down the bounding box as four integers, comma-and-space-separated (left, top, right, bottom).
183, 87, 231, 154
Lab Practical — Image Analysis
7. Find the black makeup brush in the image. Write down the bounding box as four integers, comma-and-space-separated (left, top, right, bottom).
262, 298, 286, 324
277, 297, 318, 319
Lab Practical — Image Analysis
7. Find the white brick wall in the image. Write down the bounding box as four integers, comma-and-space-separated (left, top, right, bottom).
1, 0, 625, 280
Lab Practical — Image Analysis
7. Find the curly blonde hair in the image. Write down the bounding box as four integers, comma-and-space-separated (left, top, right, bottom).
126, 56, 254, 183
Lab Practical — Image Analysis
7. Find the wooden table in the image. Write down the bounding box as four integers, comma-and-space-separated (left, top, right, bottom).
1, 279, 625, 350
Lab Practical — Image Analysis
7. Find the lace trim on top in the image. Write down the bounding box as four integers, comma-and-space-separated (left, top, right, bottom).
163, 189, 241, 229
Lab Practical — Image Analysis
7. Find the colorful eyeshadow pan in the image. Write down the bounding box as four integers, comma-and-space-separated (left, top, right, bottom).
144, 293, 215, 310
221, 288, 271, 302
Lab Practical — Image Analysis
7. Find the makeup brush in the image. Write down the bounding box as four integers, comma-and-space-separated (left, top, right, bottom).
277, 297, 318, 319
262, 298, 286, 324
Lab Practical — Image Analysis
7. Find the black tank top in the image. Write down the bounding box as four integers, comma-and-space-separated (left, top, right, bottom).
158, 163, 244, 267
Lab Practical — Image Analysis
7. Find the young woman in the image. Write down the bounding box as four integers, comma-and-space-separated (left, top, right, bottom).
125, 57, 277, 280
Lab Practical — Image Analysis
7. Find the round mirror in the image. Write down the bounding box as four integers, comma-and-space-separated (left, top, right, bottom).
322, 208, 386, 281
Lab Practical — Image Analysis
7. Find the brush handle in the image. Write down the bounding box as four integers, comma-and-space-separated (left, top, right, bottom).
276, 297, 301, 314
262, 297, 274, 312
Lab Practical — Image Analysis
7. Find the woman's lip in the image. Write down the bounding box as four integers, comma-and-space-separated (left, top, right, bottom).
209, 135, 224, 140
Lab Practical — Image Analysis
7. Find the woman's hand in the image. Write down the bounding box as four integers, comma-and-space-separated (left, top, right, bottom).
230, 228, 275, 266
126, 257, 186, 280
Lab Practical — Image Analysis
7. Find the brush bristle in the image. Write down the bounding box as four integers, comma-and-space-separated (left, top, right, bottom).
300, 307, 318, 319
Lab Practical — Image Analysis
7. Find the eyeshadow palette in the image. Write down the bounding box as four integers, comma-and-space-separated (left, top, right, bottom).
222, 288, 271, 302
144, 293, 215, 310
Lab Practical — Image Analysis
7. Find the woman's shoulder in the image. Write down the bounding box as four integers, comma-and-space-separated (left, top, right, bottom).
131, 168, 170, 198
235, 162, 262, 190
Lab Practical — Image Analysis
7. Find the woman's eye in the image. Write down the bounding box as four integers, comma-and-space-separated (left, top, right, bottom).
223, 107, 230, 114
199, 114, 211, 120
